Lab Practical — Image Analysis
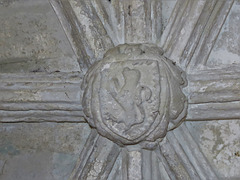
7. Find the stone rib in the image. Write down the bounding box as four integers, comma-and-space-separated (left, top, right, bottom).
185, 67, 240, 121
50, 0, 92, 70
179, 0, 218, 68
173, 124, 218, 179
2, 65, 240, 122
107, 152, 122, 180
122, 0, 162, 43
142, 149, 173, 180
160, 0, 207, 66
186, 0, 234, 70
186, 67, 240, 104
0, 102, 82, 111
142, 149, 152, 180
113, 0, 126, 44
122, 149, 142, 180
151, 151, 171, 180
159, 138, 191, 180
69, 129, 99, 180
121, 148, 129, 180
154, 145, 178, 180
0, 72, 83, 83
72, 135, 120, 180
50, 0, 114, 71
187, 101, 240, 121
160, 0, 188, 49
0, 109, 85, 123
166, 132, 201, 179
0, 72, 85, 123
91, 0, 120, 45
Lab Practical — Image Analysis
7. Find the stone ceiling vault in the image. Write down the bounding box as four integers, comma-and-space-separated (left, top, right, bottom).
0, 0, 240, 179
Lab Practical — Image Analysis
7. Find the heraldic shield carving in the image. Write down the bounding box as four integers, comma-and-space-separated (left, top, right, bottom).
82, 43, 188, 149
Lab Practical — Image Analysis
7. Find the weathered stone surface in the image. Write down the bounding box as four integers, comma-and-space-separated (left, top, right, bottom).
0, 72, 84, 122
185, 67, 240, 121
50, 0, 114, 72
0, 123, 91, 180
161, 0, 177, 30
0, 0, 79, 73
0, 0, 240, 179
82, 44, 187, 149
186, 120, 240, 179
207, 0, 240, 66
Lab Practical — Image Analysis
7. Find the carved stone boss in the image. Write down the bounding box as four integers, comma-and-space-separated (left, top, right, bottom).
0, 0, 238, 179
82, 43, 188, 149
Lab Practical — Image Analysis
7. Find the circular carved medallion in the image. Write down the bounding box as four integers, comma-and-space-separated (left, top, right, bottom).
82, 44, 187, 149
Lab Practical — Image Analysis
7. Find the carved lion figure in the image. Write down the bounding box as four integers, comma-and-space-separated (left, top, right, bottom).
82, 43, 187, 149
